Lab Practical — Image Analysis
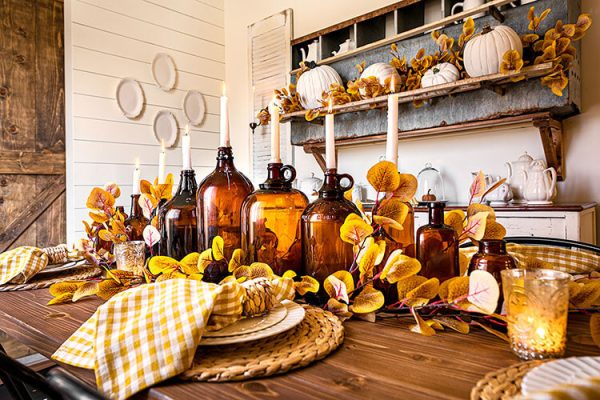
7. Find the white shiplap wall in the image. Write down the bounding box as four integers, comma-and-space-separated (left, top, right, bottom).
64, 0, 225, 241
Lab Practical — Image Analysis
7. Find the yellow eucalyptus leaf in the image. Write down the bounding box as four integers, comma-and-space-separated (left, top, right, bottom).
374, 240, 386, 266
409, 308, 436, 336
294, 275, 320, 296
433, 316, 470, 334
344, 189, 353, 201
97, 279, 126, 300
392, 174, 418, 202
140, 180, 154, 196
49, 281, 81, 297
427, 319, 444, 331
228, 249, 244, 273
467, 204, 496, 222
155, 183, 174, 200
48, 292, 74, 305
466, 270, 500, 314
282, 270, 297, 280
89, 210, 110, 224
469, 171, 487, 199
103, 182, 121, 198
324, 270, 355, 297
397, 276, 428, 300
188, 273, 204, 281
212, 236, 225, 261
459, 253, 470, 277
359, 241, 380, 280
148, 256, 181, 276
380, 250, 421, 284
86, 187, 115, 211
355, 312, 377, 323
463, 212, 489, 242
472, 321, 508, 341
324, 275, 350, 303
407, 278, 439, 302
98, 229, 115, 243
180, 252, 200, 275
372, 215, 404, 232
350, 285, 384, 314
446, 276, 470, 303
340, 213, 373, 245
248, 262, 274, 280
198, 249, 213, 273
72, 281, 99, 302
377, 198, 409, 224
570, 281, 600, 308
138, 193, 158, 220
327, 298, 353, 321
483, 221, 507, 241
445, 210, 466, 236
367, 160, 401, 193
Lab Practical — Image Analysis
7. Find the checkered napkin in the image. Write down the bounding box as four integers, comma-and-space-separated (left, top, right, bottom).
0, 246, 48, 285
52, 277, 294, 399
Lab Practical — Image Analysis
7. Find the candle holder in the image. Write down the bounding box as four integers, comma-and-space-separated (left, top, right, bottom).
501, 268, 570, 360
114, 240, 146, 276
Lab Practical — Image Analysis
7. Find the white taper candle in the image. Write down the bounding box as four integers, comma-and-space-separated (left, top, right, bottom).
269, 98, 281, 163
386, 76, 399, 167
158, 140, 166, 184
132, 158, 141, 194
220, 82, 230, 147
325, 98, 336, 169
182, 125, 191, 170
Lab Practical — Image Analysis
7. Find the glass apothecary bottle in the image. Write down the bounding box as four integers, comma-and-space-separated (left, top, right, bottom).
302, 169, 359, 286
417, 163, 445, 202
159, 170, 198, 260
416, 201, 459, 282
124, 194, 149, 241
468, 239, 517, 283
197, 147, 254, 260
241, 163, 308, 275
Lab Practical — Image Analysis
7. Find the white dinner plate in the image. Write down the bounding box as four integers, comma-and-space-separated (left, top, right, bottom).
522, 356, 600, 395
203, 302, 288, 338
183, 90, 206, 126
199, 300, 305, 346
116, 78, 145, 118
153, 110, 178, 148
151, 53, 177, 91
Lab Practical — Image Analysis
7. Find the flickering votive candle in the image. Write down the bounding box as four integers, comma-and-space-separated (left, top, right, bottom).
325, 97, 336, 169
501, 268, 570, 360
220, 82, 230, 147
158, 140, 166, 184
132, 158, 141, 194
386, 76, 399, 167
182, 125, 192, 170
269, 97, 281, 163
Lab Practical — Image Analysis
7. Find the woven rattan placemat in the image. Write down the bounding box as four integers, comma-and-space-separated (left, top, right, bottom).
182, 306, 344, 382
471, 360, 547, 400
0, 265, 103, 291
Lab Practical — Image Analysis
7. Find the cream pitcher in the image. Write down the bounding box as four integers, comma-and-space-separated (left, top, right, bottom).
506, 152, 534, 204
523, 160, 557, 205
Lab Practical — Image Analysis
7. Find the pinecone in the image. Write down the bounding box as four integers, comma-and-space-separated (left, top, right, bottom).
241, 278, 274, 317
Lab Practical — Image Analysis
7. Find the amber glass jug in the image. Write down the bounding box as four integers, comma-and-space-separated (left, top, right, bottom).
197, 147, 254, 260
416, 201, 459, 282
125, 194, 149, 241
159, 169, 198, 260
241, 163, 308, 275
302, 169, 358, 286
468, 239, 517, 283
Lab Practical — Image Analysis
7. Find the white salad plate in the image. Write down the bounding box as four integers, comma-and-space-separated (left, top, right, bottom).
522, 356, 600, 395
199, 300, 305, 346
153, 110, 178, 148
116, 78, 144, 119
151, 53, 177, 91
183, 90, 206, 126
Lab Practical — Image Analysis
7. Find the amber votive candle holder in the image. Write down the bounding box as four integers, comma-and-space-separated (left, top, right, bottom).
501, 268, 570, 360
114, 240, 146, 276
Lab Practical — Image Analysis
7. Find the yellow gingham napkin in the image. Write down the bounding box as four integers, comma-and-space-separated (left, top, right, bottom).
53, 277, 294, 399
0, 246, 48, 285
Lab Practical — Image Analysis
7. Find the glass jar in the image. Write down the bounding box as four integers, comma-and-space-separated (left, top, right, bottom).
417, 163, 445, 202
159, 169, 198, 260
301, 169, 358, 287
416, 201, 459, 282
197, 147, 254, 260
125, 194, 149, 241
241, 163, 308, 275
114, 240, 145, 276
468, 239, 517, 283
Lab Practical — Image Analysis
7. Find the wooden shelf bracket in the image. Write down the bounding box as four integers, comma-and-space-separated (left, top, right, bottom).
534, 116, 565, 181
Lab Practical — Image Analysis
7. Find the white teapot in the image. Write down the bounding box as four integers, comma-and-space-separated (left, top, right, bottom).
523, 160, 557, 205
300, 40, 319, 63
506, 151, 534, 203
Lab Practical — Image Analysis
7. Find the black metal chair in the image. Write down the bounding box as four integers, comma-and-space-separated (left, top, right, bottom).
503, 236, 600, 255
0, 344, 104, 400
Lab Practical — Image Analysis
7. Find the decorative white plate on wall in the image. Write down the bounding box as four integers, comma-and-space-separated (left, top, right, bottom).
183, 90, 206, 126
152, 53, 177, 91
116, 78, 144, 118
153, 110, 179, 148
522, 356, 600, 395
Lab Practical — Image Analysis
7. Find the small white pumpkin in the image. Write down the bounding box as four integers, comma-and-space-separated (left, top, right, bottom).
421, 63, 460, 88
359, 62, 401, 96
464, 25, 523, 77
296, 65, 343, 109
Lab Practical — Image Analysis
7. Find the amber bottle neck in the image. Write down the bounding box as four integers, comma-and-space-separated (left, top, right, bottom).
176, 170, 198, 195
129, 194, 142, 217
479, 240, 508, 255
259, 163, 296, 190
215, 146, 236, 170
427, 202, 446, 226
319, 168, 354, 200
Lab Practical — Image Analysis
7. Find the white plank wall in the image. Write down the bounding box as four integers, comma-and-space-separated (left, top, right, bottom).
64, 0, 225, 240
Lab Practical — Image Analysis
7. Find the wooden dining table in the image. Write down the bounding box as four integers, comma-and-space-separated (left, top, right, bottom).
0, 288, 598, 400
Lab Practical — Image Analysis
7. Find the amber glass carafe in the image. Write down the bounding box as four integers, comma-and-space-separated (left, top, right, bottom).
416, 201, 459, 282
302, 169, 358, 287
125, 194, 149, 241
159, 170, 198, 260
197, 147, 254, 262
468, 239, 517, 283
241, 163, 308, 275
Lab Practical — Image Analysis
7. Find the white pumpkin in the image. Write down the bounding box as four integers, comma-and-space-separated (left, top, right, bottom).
421, 63, 460, 88
296, 65, 343, 109
463, 25, 523, 77
359, 62, 401, 96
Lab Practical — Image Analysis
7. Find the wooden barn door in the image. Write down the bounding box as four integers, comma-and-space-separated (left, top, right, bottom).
0, 0, 65, 252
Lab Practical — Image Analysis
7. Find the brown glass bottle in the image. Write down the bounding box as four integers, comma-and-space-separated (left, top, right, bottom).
159, 169, 198, 260
241, 163, 308, 275
301, 169, 359, 286
196, 147, 254, 260
124, 194, 149, 241
416, 201, 459, 282
468, 239, 517, 283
